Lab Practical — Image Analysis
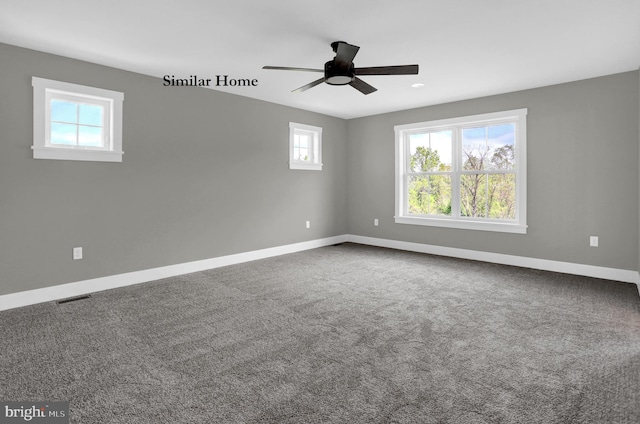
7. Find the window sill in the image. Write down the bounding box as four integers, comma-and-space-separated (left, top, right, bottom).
32, 146, 123, 163
394, 215, 527, 234
289, 162, 322, 171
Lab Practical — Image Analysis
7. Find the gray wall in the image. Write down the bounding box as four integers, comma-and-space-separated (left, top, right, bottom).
0, 43, 348, 296
347, 72, 639, 271
1, 43, 639, 298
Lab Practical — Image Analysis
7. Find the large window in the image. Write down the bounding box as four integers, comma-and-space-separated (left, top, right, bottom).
32, 77, 124, 162
395, 109, 527, 233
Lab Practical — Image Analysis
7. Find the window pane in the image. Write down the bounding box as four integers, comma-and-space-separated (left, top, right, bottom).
408, 130, 452, 172
462, 127, 488, 170
296, 147, 309, 161
407, 175, 451, 216
294, 133, 312, 161
50, 122, 77, 145
488, 124, 515, 170
78, 125, 103, 147
51, 100, 77, 123
463, 124, 516, 171
79, 104, 104, 126
294, 134, 308, 149
488, 174, 516, 219
460, 174, 488, 218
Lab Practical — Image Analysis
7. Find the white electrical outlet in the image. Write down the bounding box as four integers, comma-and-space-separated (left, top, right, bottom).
589, 236, 599, 247
73, 247, 83, 260
306, 221, 310, 229
374, 218, 379, 226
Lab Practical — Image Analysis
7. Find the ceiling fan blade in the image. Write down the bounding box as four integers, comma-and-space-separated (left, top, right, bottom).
334, 42, 360, 68
292, 77, 325, 93
263, 66, 323, 72
354, 65, 419, 75
349, 77, 377, 95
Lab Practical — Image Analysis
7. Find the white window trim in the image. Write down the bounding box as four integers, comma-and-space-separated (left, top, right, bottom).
289, 122, 322, 171
32, 77, 124, 162
394, 108, 527, 234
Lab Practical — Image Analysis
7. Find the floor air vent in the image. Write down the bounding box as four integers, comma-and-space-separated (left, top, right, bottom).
56, 295, 91, 304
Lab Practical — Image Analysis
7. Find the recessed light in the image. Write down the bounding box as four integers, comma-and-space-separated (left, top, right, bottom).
411, 83, 425, 88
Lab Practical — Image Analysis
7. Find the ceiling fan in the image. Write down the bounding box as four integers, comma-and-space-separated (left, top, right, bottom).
263, 41, 419, 95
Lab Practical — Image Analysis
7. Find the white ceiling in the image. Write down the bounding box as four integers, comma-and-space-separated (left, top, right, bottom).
1, 0, 639, 119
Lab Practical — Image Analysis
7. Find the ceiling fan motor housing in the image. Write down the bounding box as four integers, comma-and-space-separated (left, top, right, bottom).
324, 60, 354, 85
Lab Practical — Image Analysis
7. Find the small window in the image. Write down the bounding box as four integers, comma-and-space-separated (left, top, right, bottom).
395, 109, 527, 234
289, 122, 322, 170
32, 77, 124, 162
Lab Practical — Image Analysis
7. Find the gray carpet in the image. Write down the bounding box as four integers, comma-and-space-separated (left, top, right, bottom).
1, 243, 639, 423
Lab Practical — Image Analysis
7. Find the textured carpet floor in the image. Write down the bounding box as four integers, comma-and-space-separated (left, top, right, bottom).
1, 243, 639, 423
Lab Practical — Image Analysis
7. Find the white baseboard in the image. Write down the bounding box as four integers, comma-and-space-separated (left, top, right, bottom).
345, 235, 640, 286
1, 233, 638, 312
0, 235, 347, 312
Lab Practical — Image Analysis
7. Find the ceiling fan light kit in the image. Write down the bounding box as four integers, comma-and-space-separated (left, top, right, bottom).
263, 41, 419, 95
324, 61, 354, 86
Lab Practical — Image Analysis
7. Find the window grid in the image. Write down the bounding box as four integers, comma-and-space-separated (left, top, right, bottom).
395, 109, 527, 233
50, 99, 106, 148
293, 131, 314, 162
404, 126, 518, 222
289, 122, 322, 171
32, 76, 124, 162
